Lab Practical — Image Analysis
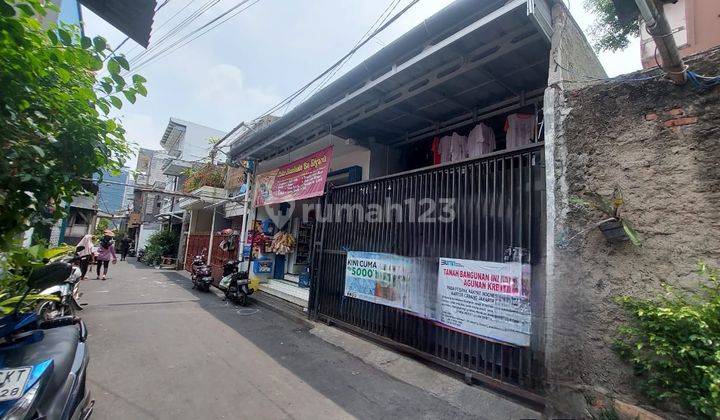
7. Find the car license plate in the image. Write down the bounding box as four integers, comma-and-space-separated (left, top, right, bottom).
0, 366, 31, 401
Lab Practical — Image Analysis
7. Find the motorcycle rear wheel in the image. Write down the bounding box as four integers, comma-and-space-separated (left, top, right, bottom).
37, 300, 71, 321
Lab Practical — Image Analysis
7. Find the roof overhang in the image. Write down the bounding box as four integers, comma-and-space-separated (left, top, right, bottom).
229, 0, 553, 162
79, 0, 156, 48
162, 158, 193, 176
160, 118, 187, 150
178, 186, 227, 210
156, 212, 184, 221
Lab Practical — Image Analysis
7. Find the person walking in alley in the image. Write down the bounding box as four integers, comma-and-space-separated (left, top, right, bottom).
76, 233, 93, 280
96, 229, 117, 280
119, 235, 131, 261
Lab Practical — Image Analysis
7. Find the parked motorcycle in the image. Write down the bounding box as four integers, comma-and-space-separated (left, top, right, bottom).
0, 262, 93, 420
190, 253, 213, 292
35, 246, 88, 321
217, 260, 252, 306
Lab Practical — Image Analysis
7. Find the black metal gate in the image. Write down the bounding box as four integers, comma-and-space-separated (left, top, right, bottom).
309, 143, 545, 402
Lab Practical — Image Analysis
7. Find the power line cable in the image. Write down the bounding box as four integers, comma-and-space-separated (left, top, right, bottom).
120, 0, 198, 58
126, 0, 260, 76
299, 0, 403, 103
251, 0, 420, 122
219, 0, 421, 145
127, 0, 221, 66
125, 0, 220, 68
107, 0, 174, 58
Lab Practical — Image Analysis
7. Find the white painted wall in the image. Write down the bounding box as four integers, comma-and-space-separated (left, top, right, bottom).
169, 118, 227, 163
137, 223, 161, 250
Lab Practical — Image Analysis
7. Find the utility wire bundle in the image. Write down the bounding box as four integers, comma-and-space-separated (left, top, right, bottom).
687, 70, 720, 89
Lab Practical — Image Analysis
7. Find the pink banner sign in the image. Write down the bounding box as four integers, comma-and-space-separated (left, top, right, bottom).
253, 146, 333, 206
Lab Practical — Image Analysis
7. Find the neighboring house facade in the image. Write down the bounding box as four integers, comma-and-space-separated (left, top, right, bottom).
158, 118, 227, 266
46, 182, 100, 247
640, 0, 720, 68
131, 148, 167, 250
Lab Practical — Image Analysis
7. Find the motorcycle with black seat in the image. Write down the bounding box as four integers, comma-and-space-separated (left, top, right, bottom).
217, 260, 252, 306
190, 251, 213, 292
0, 261, 93, 420
35, 246, 89, 321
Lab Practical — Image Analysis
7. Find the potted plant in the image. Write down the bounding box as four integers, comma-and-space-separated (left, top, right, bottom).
568, 187, 641, 246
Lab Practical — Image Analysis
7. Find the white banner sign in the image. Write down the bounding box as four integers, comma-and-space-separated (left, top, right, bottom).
436, 258, 531, 346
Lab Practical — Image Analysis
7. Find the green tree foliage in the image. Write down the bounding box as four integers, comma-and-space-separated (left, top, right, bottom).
182, 164, 227, 192
614, 264, 720, 418
95, 218, 110, 234
143, 230, 179, 266
0, 0, 147, 251
584, 0, 640, 51
0, 243, 71, 302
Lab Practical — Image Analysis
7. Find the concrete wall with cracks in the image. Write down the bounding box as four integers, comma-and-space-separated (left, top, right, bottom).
544, 42, 720, 417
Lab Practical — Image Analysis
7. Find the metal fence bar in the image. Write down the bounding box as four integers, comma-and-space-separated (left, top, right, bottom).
311, 144, 544, 393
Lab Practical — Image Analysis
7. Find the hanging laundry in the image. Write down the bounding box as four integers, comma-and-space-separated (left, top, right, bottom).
504, 113, 536, 150
430, 137, 442, 165
438, 135, 452, 163
449, 132, 466, 162
466, 123, 496, 158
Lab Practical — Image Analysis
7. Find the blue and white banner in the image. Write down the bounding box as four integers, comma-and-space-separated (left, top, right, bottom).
344, 251, 426, 315
343, 251, 532, 347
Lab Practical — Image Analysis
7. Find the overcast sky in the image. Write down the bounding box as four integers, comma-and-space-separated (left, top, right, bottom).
81, 0, 641, 166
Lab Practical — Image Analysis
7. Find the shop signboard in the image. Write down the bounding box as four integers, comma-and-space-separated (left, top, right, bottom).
344, 251, 426, 315
253, 146, 333, 206
436, 258, 531, 346
225, 165, 246, 191
128, 211, 141, 227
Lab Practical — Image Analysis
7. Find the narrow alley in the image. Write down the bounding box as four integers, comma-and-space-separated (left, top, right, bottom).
80, 260, 536, 420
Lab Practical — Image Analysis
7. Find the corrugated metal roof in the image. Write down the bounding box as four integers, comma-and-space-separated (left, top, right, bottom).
80, 0, 156, 47
229, 0, 553, 162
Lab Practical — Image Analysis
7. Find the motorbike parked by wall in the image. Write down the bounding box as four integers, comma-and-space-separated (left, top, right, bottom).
0, 262, 93, 420
35, 246, 88, 321
217, 260, 252, 306
190, 252, 213, 292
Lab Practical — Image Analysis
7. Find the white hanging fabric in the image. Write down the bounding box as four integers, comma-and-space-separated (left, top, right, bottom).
466, 123, 496, 158
449, 132, 466, 162
439, 135, 452, 163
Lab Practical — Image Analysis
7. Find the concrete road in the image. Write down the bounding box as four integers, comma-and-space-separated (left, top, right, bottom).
80, 259, 481, 420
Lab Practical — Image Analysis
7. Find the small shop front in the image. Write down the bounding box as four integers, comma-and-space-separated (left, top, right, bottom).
243, 136, 370, 307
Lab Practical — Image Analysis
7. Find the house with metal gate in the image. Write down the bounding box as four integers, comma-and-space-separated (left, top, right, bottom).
226, 0, 603, 406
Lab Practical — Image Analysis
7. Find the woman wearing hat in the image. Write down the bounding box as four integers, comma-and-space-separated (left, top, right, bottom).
96, 229, 117, 280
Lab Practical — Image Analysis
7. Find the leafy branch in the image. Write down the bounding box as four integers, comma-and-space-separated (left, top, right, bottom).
614, 264, 720, 418
565, 187, 641, 246
0, 0, 148, 251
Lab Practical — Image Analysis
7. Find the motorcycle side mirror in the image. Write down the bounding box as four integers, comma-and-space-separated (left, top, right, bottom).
76, 245, 85, 253
27, 261, 73, 290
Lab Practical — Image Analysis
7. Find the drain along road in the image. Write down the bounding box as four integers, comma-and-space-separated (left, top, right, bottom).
81, 259, 493, 420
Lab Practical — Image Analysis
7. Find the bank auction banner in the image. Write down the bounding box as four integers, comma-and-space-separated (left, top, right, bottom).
344, 251, 426, 315
253, 146, 333, 206
436, 258, 531, 346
